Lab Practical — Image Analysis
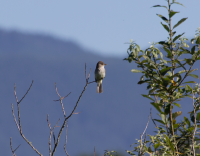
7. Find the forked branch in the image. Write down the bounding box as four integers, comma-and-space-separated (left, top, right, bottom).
11, 80, 42, 156
10, 137, 20, 156
51, 63, 91, 156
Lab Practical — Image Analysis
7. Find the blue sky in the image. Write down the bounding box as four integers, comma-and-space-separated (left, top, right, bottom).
0, 0, 199, 57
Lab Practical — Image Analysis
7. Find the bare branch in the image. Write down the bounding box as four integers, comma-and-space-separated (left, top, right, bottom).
12, 80, 42, 156
15, 80, 34, 104
54, 83, 70, 117
85, 63, 87, 82
72, 111, 81, 115
11, 104, 20, 131
150, 108, 158, 128
53, 92, 71, 102
139, 116, 150, 156
141, 116, 150, 138
192, 88, 198, 156
10, 137, 20, 156
88, 80, 96, 84
47, 114, 60, 156
53, 132, 56, 145
64, 121, 70, 156
52, 63, 91, 156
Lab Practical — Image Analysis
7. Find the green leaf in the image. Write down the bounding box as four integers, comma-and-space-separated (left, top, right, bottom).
196, 36, 200, 44
173, 123, 179, 129
191, 45, 196, 54
126, 150, 136, 155
196, 112, 200, 121
173, 103, 181, 108
188, 127, 195, 132
178, 70, 187, 74
160, 51, 163, 59
154, 119, 165, 125
172, 31, 176, 36
140, 75, 144, 81
161, 22, 169, 32
157, 14, 169, 24
173, 33, 184, 42
172, 2, 185, 7
136, 44, 140, 51
185, 85, 192, 91
185, 58, 193, 65
138, 79, 150, 84
181, 48, 191, 54
142, 94, 154, 101
189, 74, 199, 79
184, 116, 191, 127
169, 11, 179, 18
164, 134, 175, 151
154, 143, 160, 150
161, 77, 171, 87
160, 67, 172, 76
131, 69, 143, 73
175, 60, 186, 70
192, 53, 197, 60
148, 147, 153, 152
183, 81, 196, 84
152, 5, 168, 10
173, 18, 188, 29
191, 38, 195, 44
151, 102, 163, 114
158, 41, 170, 47
188, 68, 198, 74
163, 47, 172, 57
164, 104, 170, 114
173, 73, 182, 82
172, 111, 182, 119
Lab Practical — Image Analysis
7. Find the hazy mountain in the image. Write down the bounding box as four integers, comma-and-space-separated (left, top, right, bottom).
0, 29, 198, 156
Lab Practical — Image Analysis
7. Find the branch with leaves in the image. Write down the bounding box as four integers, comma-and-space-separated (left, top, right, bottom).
124, 0, 200, 155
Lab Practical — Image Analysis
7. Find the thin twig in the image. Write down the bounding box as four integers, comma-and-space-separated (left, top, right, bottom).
14, 80, 34, 104
11, 104, 20, 131
53, 92, 71, 101
139, 116, 150, 156
53, 132, 56, 145
10, 137, 20, 156
51, 63, 91, 156
88, 80, 96, 84
54, 83, 71, 117
192, 88, 197, 156
12, 81, 42, 156
150, 108, 158, 128
141, 116, 150, 138
85, 63, 87, 82
47, 114, 60, 156
64, 121, 70, 156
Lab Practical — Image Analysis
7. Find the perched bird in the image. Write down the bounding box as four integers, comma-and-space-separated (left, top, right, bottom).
95, 61, 106, 93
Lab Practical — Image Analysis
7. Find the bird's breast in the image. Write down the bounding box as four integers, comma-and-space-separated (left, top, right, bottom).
95, 68, 105, 80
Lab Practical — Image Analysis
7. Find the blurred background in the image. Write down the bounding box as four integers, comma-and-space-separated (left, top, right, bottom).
0, 0, 200, 155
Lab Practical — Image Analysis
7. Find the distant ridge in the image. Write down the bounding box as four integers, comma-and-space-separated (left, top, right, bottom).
0, 29, 99, 59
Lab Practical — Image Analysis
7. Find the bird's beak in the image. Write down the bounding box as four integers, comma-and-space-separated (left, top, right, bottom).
104, 64, 107, 65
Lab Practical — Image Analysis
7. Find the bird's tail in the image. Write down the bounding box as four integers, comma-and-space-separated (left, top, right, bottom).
97, 80, 103, 93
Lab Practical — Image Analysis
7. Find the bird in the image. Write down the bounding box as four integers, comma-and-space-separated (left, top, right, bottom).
95, 61, 106, 93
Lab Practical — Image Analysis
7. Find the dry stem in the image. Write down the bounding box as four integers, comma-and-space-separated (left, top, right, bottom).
11, 80, 42, 156
51, 63, 91, 156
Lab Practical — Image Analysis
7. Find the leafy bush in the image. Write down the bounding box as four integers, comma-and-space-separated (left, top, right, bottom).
124, 0, 200, 155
